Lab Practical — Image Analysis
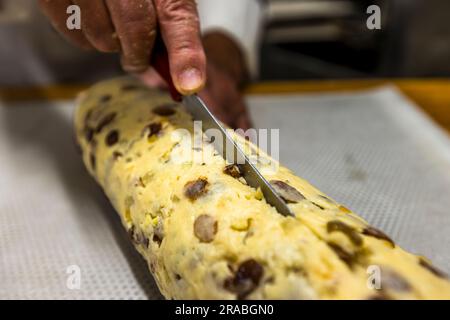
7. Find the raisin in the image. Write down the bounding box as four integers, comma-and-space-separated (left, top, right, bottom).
112, 151, 123, 160
223, 164, 243, 178
312, 202, 325, 210
224, 259, 264, 299
362, 227, 395, 247
95, 112, 117, 133
99, 94, 112, 103
89, 153, 96, 170
270, 180, 305, 203
327, 242, 355, 267
142, 236, 150, 248
327, 220, 363, 246
194, 215, 218, 243
84, 127, 94, 142
121, 84, 140, 91
184, 178, 208, 200
419, 258, 448, 278
129, 227, 148, 247
146, 122, 162, 138
153, 104, 177, 116
84, 109, 93, 124
105, 130, 119, 146
135, 177, 146, 188
153, 220, 164, 246
152, 234, 162, 246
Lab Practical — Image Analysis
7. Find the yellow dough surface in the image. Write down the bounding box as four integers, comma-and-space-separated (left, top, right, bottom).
74, 77, 450, 299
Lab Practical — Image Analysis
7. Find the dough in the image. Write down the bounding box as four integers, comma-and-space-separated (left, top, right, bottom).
74, 77, 450, 299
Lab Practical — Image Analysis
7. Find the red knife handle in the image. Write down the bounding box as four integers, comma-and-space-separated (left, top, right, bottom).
151, 40, 182, 102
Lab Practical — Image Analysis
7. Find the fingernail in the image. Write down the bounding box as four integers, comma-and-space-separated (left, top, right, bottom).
178, 68, 203, 93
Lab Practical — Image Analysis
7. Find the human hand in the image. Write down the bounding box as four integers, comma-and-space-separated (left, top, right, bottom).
198, 61, 252, 130
139, 31, 252, 130
39, 0, 206, 94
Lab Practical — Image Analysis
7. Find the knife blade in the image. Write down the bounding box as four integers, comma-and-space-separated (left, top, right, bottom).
183, 95, 294, 217
150, 40, 292, 216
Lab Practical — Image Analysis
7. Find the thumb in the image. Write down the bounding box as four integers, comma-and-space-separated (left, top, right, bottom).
154, 0, 206, 95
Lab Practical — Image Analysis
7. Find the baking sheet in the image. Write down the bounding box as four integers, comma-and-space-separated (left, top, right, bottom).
1, 86, 449, 299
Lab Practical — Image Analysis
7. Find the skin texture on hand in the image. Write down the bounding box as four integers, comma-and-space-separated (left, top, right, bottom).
38, 0, 206, 95
202, 31, 249, 89
200, 62, 252, 130
140, 31, 252, 130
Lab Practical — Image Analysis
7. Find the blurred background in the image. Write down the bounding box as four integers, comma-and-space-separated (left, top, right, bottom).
260, 0, 450, 79
0, 0, 449, 85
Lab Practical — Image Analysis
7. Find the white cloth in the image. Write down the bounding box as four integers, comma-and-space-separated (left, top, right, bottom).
197, 0, 264, 77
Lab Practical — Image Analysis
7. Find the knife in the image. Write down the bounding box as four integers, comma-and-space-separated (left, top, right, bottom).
183, 95, 294, 217
152, 43, 293, 217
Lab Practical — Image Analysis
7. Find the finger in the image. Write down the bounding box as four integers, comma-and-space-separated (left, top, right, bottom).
106, 0, 157, 73
231, 99, 252, 130
39, 0, 94, 50
154, 0, 206, 94
199, 90, 233, 127
138, 68, 168, 89
234, 110, 253, 131
72, 0, 120, 52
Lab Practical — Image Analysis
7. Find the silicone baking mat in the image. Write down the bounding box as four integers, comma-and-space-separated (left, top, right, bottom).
1, 86, 449, 299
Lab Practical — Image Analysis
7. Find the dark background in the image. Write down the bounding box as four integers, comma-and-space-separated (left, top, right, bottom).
260, 0, 450, 80
0, 0, 449, 84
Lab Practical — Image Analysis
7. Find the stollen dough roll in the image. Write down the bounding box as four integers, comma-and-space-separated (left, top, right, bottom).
74, 77, 450, 299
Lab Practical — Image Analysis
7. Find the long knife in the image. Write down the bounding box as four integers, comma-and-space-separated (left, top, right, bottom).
183, 95, 294, 217
152, 44, 293, 217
